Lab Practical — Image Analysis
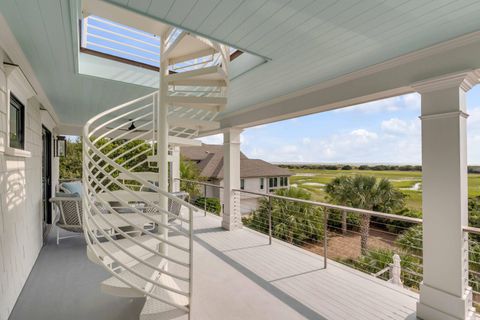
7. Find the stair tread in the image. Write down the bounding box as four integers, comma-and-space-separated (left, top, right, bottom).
102, 255, 165, 288
140, 274, 189, 320
166, 95, 227, 105
87, 235, 160, 266
101, 255, 166, 297
166, 66, 225, 82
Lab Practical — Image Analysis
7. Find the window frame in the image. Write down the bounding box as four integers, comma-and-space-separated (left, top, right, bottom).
9, 93, 25, 150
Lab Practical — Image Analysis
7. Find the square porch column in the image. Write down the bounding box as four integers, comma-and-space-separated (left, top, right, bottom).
222, 127, 242, 230
171, 146, 180, 192
414, 71, 479, 320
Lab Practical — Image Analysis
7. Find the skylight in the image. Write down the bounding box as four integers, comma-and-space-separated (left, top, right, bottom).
81, 15, 161, 67
79, 15, 267, 83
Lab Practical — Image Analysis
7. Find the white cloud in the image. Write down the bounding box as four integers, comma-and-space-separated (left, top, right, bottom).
350, 129, 378, 142
381, 118, 420, 135
402, 93, 421, 110
197, 134, 222, 145
196, 132, 247, 145
302, 137, 311, 145
334, 93, 420, 114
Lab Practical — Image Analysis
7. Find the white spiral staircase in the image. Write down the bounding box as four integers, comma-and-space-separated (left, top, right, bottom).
82, 27, 229, 319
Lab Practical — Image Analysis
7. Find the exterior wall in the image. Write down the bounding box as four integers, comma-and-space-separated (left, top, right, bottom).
214, 176, 290, 216
0, 48, 58, 320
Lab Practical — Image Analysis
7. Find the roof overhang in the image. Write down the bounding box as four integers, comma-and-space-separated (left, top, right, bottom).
217, 31, 480, 130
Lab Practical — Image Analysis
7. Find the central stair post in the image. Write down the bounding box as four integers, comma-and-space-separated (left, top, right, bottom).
157, 29, 169, 259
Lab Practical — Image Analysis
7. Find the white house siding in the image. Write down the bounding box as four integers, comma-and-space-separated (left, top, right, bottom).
0, 48, 58, 320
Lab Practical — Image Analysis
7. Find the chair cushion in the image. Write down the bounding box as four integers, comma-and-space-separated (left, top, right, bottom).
60, 181, 83, 197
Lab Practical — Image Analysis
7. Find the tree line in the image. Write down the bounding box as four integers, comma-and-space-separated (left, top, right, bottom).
279, 163, 480, 173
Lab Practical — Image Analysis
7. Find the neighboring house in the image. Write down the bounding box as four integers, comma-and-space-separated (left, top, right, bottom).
181, 144, 292, 214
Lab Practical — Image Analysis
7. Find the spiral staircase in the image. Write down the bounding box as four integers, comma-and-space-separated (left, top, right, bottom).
82, 27, 229, 319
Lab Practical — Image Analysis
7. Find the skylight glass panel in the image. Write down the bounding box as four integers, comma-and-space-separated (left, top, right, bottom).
81, 15, 161, 67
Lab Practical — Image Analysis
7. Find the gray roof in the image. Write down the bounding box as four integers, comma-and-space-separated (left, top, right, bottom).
181, 144, 292, 179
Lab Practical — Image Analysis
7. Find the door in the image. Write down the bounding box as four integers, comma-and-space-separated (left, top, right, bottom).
42, 126, 52, 239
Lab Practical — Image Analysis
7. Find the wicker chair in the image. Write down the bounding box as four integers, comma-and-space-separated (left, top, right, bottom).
50, 194, 83, 245
141, 190, 189, 222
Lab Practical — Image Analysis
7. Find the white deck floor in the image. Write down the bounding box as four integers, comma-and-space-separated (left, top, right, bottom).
189, 212, 418, 320
10, 211, 418, 320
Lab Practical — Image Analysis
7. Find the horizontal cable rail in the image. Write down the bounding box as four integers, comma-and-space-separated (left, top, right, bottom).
234, 188, 423, 289
234, 189, 423, 224
463, 226, 480, 307
176, 178, 223, 217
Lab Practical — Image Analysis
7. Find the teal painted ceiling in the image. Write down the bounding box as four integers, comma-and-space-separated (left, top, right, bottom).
2, 0, 480, 126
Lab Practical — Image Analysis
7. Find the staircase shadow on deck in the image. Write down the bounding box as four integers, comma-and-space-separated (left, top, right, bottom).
193, 226, 328, 320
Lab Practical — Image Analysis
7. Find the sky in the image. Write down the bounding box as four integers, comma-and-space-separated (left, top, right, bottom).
199, 85, 480, 165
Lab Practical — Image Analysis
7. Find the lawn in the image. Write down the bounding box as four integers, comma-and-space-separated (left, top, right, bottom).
289, 168, 480, 211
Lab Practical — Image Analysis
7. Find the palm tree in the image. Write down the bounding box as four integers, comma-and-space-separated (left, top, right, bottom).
325, 175, 404, 255
245, 187, 324, 245
179, 156, 204, 196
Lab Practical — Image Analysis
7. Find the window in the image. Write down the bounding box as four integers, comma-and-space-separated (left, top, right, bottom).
269, 177, 278, 188
240, 179, 245, 190
280, 177, 285, 187
9, 94, 25, 150
260, 178, 264, 190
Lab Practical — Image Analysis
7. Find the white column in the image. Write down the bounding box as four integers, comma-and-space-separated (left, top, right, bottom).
222, 127, 242, 230
414, 71, 479, 320
171, 146, 180, 192
157, 31, 169, 256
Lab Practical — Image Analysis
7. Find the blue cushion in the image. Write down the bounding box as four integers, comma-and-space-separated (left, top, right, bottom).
61, 181, 83, 197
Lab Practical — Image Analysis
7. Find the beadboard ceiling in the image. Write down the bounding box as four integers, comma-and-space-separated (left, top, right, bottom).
2, 0, 480, 127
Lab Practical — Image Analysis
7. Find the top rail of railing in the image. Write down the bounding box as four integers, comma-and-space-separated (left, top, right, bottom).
233, 188, 423, 224
464, 225, 480, 235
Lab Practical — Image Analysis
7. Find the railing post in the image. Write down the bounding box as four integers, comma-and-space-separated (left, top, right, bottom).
268, 196, 272, 245
342, 210, 347, 235
188, 207, 194, 319
323, 208, 328, 269
204, 184, 207, 216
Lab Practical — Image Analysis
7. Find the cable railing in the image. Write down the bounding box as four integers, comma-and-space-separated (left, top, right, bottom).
172, 180, 425, 289
176, 178, 223, 217
463, 226, 480, 307
234, 188, 423, 284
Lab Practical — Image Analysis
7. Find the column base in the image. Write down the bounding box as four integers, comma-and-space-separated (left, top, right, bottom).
221, 216, 242, 231
417, 283, 475, 320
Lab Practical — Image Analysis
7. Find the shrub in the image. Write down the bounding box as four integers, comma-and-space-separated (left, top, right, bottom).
243, 188, 324, 245
195, 197, 221, 215
371, 208, 422, 233
341, 165, 352, 170
396, 225, 422, 255
343, 248, 422, 289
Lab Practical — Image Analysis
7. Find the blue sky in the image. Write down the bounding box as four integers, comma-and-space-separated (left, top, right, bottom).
200, 85, 480, 165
